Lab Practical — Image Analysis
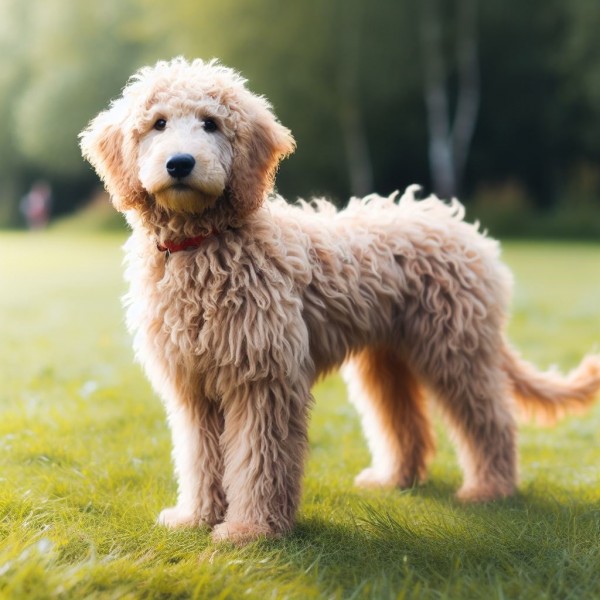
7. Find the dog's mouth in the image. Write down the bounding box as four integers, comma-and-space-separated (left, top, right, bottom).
165, 181, 223, 196
153, 183, 220, 214
171, 182, 194, 192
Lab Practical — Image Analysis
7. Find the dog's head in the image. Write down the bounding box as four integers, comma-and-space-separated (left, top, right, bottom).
80, 58, 295, 217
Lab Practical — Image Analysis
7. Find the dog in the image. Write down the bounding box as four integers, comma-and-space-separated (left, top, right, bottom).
80, 57, 600, 544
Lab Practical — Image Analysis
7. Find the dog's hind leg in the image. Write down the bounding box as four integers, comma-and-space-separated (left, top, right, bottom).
158, 398, 227, 528
427, 353, 518, 502
343, 346, 435, 489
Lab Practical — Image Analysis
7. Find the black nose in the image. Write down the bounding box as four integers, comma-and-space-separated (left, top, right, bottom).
166, 154, 196, 179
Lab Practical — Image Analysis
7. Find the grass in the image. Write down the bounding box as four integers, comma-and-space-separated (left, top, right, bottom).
0, 231, 599, 599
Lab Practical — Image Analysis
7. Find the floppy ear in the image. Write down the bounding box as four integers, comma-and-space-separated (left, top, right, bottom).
227, 95, 295, 215
79, 101, 146, 212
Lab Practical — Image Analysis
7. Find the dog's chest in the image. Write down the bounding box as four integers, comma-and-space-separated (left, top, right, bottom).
133, 246, 304, 391
146, 257, 220, 363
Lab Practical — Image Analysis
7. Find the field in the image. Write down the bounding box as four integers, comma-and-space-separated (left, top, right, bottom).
0, 232, 599, 599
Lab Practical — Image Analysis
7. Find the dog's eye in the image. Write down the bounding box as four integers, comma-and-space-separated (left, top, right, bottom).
203, 118, 218, 133
153, 119, 167, 131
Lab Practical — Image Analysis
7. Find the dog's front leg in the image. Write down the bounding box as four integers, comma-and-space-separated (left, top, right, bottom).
158, 399, 227, 529
212, 379, 311, 544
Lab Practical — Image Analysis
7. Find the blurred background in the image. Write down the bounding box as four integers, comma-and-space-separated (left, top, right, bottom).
1, 0, 600, 238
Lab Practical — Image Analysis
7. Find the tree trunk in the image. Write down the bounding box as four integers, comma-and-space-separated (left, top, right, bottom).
338, 0, 374, 197
452, 0, 480, 187
419, 0, 480, 199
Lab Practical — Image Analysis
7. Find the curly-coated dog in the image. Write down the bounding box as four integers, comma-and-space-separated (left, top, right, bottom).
80, 58, 600, 544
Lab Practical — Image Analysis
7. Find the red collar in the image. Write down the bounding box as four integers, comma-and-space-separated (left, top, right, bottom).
156, 232, 215, 256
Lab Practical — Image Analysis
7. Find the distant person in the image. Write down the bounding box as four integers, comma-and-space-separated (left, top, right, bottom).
20, 181, 52, 230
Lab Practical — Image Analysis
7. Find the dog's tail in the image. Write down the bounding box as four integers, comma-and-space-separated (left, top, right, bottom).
502, 344, 600, 424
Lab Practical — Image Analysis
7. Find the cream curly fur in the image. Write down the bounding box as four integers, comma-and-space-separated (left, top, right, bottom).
80, 57, 600, 544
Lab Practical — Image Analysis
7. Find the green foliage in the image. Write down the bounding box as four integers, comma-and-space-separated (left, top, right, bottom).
50, 195, 129, 233
0, 232, 599, 598
470, 181, 600, 240
13, 1, 151, 176
0, 0, 149, 224
1, 0, 600, 232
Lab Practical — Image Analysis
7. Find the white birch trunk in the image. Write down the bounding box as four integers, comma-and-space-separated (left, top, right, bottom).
419, 0, 480, 198
338, 0, 374, 197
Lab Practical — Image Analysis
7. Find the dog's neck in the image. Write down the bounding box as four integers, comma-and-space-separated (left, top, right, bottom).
133, 194, 245, 247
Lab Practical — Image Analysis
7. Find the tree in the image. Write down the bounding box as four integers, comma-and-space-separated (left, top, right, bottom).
0, 0, 32, 224
419, 0, 480, 198
0, 0, 599, 227
0, 0, 148, 223
13, 1, 145, 177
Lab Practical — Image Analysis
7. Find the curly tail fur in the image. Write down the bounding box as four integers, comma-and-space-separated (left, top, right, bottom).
502, 344, 600, 424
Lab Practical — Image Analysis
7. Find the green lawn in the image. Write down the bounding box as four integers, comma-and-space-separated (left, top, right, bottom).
0, 232, 599, 599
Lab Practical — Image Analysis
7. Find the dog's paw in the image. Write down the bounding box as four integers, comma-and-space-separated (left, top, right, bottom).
354, 467, 410, 489
456, 483, 514, 503
157, 506, 198, 529
211, 521, 275, 545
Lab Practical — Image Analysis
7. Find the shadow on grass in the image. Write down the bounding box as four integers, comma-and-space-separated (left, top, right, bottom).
3, 478, 599, 598
260, 485, 600, 598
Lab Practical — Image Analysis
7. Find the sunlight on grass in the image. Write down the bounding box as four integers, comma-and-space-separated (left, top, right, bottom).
1, 232, 599, 599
